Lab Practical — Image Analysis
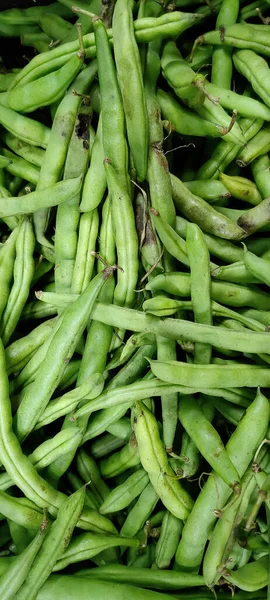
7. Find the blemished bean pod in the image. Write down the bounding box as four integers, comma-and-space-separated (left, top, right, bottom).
133, 401, 193, 520
175, 388, 270, 571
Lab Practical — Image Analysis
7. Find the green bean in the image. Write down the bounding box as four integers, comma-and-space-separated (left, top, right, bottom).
5, 318, 56, 375
0, 527, 46, 600
187, 222, 212, 363
0, 225, 19, 321
67, 472, 100, 511
211, 260, 260, 285
21, 31, 51, 54
203, 463, 260, 586
237, 125, 270, 168
16, 487, 85, 600
243, 245, 270, 287
0, 4, 72, 24
54, 532, 139, 571
8, 49, 85, 114
80, 114, 106, 212
33, 63, 97, 248
3, 132, 45, 168
0, 218, 35, 346
205, 80, 270, 121
157, 88, 237, 141
14, 267, 117, 441
100, 469, 149, 514
120, 482, 158, 538
134, 402, 193, 519
161, 41, 205, 109
219, 172, 262, 206
83, 344, 156, 441
91, 432, 125, 459
112, 0, 148, 182
175, 215, 244, 263
39, 13, 73, 41
37, 292, 270, 354
0, 176, 82, 219
155, 511, 183, 570
0, 147, 39, 185
99, 434, 141, 478
196, 115, 264, 180
193, 23, 270, 56
0, 428, 83, 492
55, 101, 91, 296
251, 154, 270, 199
146, 271, 270, 309
184, 179, 230, 202
178, 394, 240, 489
211, 0, 239, 89
233, 50, 270, 111
224, 556, 268, 591
34, 373, 104, 430
175, 388, 270, 571
77, 449, 110, 503
170, 174, 244, 239
76, 564, 204, 589
0, 71, 20, 92
0, 104, 50, 148
145, 43, 175, 227
150, 358, 270, 388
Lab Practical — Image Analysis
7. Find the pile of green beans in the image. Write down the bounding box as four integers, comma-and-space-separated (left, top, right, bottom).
0, 0, 269, 598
